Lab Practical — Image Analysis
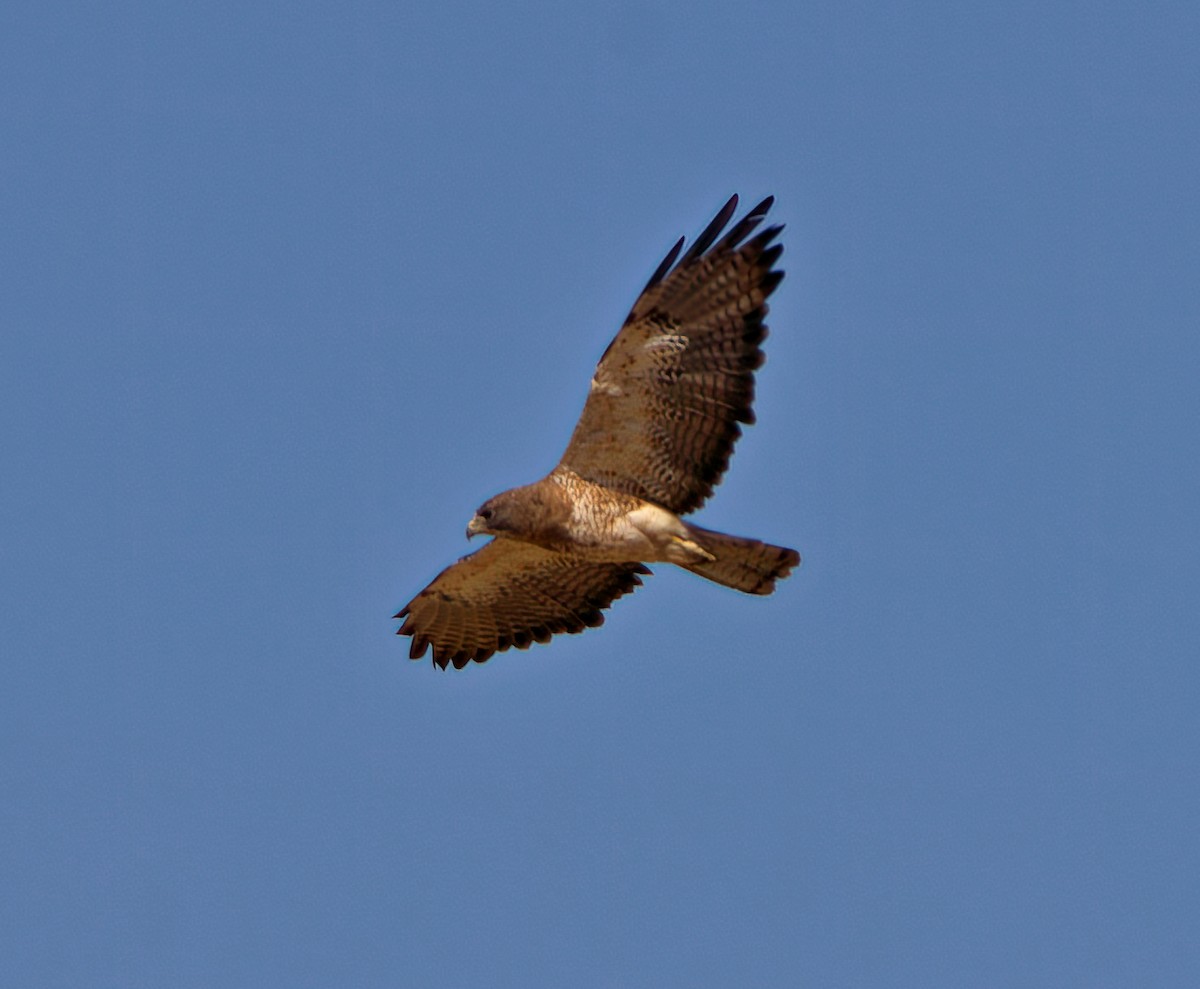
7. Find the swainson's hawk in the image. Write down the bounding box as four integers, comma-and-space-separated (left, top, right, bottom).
397, 195, 800, 669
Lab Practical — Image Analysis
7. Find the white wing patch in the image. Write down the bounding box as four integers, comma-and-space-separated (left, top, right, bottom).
590, 375, 623, 396
644, 334, 688, 353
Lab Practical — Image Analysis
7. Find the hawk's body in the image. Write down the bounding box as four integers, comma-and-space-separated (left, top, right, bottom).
397, 195, 800, 669
480, 471, 707, 565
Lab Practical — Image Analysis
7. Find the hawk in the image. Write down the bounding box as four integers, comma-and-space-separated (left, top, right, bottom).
396, 194, 800, 669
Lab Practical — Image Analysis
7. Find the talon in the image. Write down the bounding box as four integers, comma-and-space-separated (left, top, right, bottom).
671, 536, 716, 564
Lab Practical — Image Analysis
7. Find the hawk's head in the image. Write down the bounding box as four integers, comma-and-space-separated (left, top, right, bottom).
466, 491, 518, 540
466, 480, 569, 543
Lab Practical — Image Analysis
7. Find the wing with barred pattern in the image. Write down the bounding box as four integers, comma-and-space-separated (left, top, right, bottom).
556, 195, 784, 515
396, 539, 650, 669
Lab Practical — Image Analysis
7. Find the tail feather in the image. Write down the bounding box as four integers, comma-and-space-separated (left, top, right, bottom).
680, 524, 800, 595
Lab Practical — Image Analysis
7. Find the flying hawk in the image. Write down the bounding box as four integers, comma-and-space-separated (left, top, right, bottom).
396, 195, 800, 669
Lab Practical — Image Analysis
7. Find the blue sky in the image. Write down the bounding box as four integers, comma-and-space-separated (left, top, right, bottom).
3, 1, 1198, 985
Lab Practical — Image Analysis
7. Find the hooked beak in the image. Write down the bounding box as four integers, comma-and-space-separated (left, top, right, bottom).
466, 515, 488, 540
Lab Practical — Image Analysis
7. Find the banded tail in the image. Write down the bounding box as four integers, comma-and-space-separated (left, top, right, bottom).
679, 523, 800, 595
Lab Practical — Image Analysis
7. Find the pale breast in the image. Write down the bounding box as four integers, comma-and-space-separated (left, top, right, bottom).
545, 469, 689, 562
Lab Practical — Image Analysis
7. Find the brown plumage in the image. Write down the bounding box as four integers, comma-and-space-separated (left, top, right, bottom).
396, 195, 800, 670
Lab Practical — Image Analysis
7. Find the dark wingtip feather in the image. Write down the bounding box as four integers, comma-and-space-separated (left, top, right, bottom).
717, 197, 777, 253
759, 243, 784, 271
645, 195, 770, 292
747, 195, 774, 219
642, 236, 685, 294
680, 194, 740, 265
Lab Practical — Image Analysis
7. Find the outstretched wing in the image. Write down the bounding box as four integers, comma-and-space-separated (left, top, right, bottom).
556, 195, 784, 516
396, 539, 651, 669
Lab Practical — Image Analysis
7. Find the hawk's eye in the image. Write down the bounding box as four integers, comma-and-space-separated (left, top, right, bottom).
478, 507, 493, 520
